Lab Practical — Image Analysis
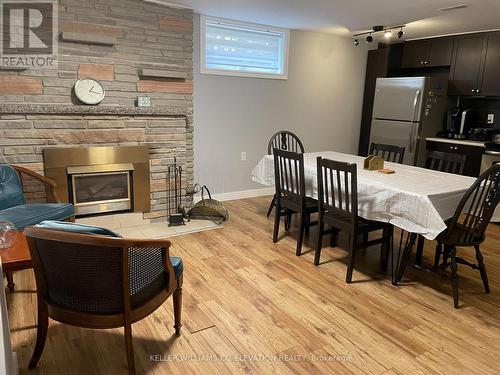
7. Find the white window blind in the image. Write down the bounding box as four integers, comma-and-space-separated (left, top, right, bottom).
201, 16, 289, 79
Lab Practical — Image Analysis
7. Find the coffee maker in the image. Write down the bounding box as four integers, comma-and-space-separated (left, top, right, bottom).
446, 106, 464, 138
440, 105, 471, 139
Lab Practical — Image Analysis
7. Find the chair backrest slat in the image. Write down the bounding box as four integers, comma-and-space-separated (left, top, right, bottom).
317, 157, 358, 224
273, 148, 305, 200
268, 131, 305, 155
426, 151, 466, 175
369, 143, 405, 164
447, 164, 500, 244
336, 169, 343, 210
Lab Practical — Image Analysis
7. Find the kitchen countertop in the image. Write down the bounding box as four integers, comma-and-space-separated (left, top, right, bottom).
426, 137, 486, 148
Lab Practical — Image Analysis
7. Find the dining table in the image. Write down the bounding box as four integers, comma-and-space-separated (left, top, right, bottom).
251, 151, 477, 283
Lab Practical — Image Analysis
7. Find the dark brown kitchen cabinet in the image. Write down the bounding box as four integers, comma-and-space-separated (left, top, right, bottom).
478, 33, 500, 96
449, 34, 487, 95
426, 140, 483, 177
402, 40, 429, 68
449, 32, 500, 96
427, 37, 455, 66
402, 37, 454, 68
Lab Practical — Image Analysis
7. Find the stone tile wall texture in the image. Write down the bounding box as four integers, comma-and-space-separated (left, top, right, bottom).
0, 0, 194, 218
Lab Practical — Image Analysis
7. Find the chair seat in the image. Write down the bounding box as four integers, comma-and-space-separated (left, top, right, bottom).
0, 203, 75, 230
170, 256, 183, 279
323, 211, 390, 232
281, 195, 318, 213
358, 217, 391, 233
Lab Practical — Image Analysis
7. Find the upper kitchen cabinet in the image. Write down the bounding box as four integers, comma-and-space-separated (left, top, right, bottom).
478, 32, 500, 96
402, 37, 454, 68
449, 32, 500, 96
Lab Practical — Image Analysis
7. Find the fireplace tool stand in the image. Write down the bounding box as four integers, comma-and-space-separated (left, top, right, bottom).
167, 156, 185, 226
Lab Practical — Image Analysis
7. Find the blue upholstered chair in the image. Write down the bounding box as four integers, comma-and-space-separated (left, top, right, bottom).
0, 164, 75, 291
0, 165, 75, 230
24, 221, 183, 374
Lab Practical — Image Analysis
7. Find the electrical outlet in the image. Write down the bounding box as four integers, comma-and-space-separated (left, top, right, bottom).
488, 113, 495, 124
241, 152, 247, 161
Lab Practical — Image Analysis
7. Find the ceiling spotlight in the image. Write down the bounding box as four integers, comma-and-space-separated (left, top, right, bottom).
397, 28, 404, 39
384, 30, 392, 38
354, 38, 359, 46
366, 34, 373, 43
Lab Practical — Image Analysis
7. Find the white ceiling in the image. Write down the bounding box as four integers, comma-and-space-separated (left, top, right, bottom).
154, 0, 500, 40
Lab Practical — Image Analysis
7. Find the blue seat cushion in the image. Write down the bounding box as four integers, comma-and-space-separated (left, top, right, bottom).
170, 256, 183, 279
0, 165, 25, 210
0, 203, 75, 230
35, 220, 121, 237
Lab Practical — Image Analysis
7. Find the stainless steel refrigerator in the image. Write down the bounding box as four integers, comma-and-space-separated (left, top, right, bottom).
369, 77, 448, 166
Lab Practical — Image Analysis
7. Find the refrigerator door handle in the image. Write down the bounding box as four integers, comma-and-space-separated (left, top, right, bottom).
408, 90, 421, 154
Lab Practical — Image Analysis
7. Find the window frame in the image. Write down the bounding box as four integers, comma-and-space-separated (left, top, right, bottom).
200, 15, 290, 80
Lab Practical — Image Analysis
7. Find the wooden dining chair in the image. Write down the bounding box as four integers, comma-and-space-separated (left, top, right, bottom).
369, 143, 405, 164
314, 157, 393, 283
362, 144, 404, 248
415, 151, 468, 265
272, 148, 318, 256
24, 223, 183, 374
426, 150, 467, 174
433, 164, 500, 308
267, 131, 305, 218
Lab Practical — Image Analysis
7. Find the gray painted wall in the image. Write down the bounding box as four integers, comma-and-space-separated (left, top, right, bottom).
193, 15, 370, 195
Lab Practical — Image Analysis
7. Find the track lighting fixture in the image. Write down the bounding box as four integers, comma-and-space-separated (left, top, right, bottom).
353, 24, 405, 46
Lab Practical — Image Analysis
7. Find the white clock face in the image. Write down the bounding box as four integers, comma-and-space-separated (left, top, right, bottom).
74, 78, 105, 105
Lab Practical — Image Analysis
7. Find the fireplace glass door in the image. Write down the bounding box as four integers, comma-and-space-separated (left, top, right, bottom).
71, 171, 131, 215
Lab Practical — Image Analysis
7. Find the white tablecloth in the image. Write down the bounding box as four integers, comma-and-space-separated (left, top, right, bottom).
252, 151, 476, 240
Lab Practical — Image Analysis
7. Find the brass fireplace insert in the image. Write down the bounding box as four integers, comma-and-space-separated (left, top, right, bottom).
43, 146, 150, 215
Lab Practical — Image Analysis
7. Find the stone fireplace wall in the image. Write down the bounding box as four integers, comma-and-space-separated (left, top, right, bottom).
0, 0, 194, 219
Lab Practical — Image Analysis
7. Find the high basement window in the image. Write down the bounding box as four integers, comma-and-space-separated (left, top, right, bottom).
200, 16, 289, 79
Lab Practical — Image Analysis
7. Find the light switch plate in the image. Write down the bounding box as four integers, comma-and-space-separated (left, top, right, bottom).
241, 152, 247, 161
488, 113, 495, 124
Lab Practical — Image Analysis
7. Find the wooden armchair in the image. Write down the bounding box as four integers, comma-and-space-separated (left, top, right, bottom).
24, 225, 183, 374
10, 165, 60, 203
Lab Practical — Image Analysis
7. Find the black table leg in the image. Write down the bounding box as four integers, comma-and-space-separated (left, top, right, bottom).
393, 231, 417, 285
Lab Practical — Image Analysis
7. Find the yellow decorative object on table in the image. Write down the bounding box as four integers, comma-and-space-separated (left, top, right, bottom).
363, 155, 385, 171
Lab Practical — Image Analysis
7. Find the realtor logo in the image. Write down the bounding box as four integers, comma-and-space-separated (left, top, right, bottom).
0, 0, 57, 69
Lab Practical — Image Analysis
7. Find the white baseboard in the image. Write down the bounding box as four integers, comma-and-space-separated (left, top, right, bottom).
194, 187, 274, 203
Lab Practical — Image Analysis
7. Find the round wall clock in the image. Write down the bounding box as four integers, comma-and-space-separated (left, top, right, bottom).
74, 78, 106, 105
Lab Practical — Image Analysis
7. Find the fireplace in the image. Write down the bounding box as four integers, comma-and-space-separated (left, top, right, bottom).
43, 146, 150, 216
68, 164, 133, 216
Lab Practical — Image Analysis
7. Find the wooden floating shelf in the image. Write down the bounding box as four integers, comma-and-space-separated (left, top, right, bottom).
138, 69, 187, 80
60, 32, 117, 46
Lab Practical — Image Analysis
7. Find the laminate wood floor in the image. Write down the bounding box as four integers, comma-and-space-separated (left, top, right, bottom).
7, 196, 500, 374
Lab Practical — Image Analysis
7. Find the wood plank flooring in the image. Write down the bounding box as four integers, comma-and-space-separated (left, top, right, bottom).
7, 196, 500, 374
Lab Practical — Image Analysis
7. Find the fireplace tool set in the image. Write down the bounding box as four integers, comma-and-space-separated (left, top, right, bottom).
166, 156, 185, 226
166, 157, 229, 226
